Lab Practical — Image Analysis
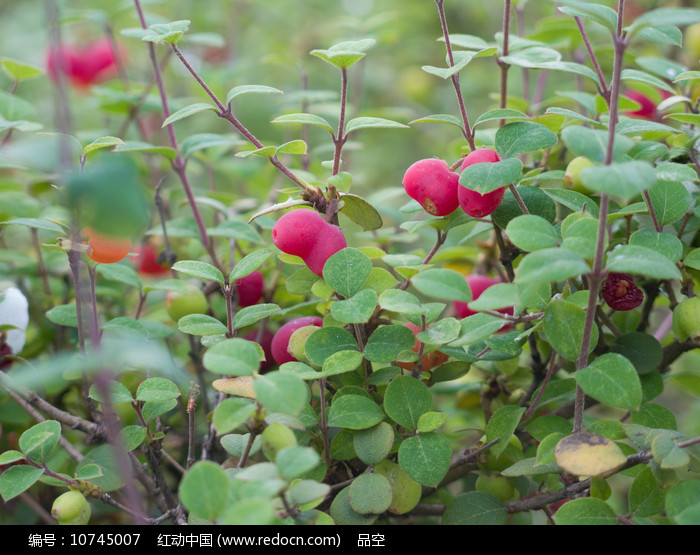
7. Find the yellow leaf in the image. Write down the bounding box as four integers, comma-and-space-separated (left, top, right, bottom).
212, 377, 256, 399
554, 433, 627, 477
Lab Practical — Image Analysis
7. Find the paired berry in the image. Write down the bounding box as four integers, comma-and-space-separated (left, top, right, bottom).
272, 209, 346, 276
458, 148, 506, 218
402, 158, 460, 216
602, 273, 644, 311
270, 316, 323, 366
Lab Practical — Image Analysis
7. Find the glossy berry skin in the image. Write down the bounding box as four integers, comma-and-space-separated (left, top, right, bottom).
396, 321, 448, 372
458, 148, 506, 218
272, 209, 347, 276
603, 273, 644, 311
402, 158, 460, 216
82, 227, 131, 264
235, 270, 264, 307
454, 275, 503, 319
271, 316, 323, 366
47, 38, 119, 89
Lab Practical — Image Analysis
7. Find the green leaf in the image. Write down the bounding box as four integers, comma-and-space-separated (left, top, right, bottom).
203, 337, 262, 376
344, 117, 408, 134
310, 39, 376, 70
271, 113, 335, 134
580, 161, 657, 202
162, 103, 217, 127
327, 395, 385, 430
683, 248, 700, 271
253, 371, 308, 416
276, 445, 320, 481
449, 313, 506, 348
473, 109, 528, 128
229, 249, 274, 282
409, 113, 464, 130
621, 69, 676, 94
492, 185, 557, 228
500, 46, 561, 68
1, 217, 65, 233
363, 324, 417, 363
629, 230, 683, 263
647, 180, 692, 227
459, 157, 522, 194
319, 350, 364, 378
0, 465, 44, 502
323, 248, 373, 298
442, 491, 509, 525
226, 84, 283, 104
136, 378, 181, 402
179, 461, 229, 521
651, 434, 690, 469
353, 422, 395, 466
606, 244, 682, 280
96, 262, 143, 290
378, 289, 425, 315
232, 303, 280, 329
89, 380, 134, 404
422, 48, 496, 79
398, 433, 451, 487
515, 248, 590, 285
576, 353, 643, 410
506, 215, 558, 251
45, 303, 78, 327
486, 406, 526, 457
665, 480, 700, 525
411, 268, 472, 302
416, 318, 461, 345
178, 314, 228, 336
348, 473, 393, 515
338, 193, 383, 231
556, 0, 618, 32
0, 58, 43, 81
542, 188, 599, 218
628, 467, 666, 518
209, 219, 263, 243
19, 421, 61, 464
142, 19, 191, 44
543, 300, 598, 362
113, 141, 177, 159
553, 497, 618, 525
384, 376, 433, 430
305, 327, 358, 366
495, 121, 558, 159
82, 136, 125, 156
213, 398, 256, 435
561, 126, 634, 163
330, 289, 378, 324
172, 260, 224, 285
417, 411, 449, 433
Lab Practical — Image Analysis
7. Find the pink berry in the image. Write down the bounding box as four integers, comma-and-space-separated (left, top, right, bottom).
270, 316, 323, 366
402, 158, 460, 216
458, 148, 506, 218
272, 209, 328, 258
235, 270, 264, 308
302, 223, 347, 276
46, 38, 119, 89
272, 209, 347, 276
603, 273, 644, 311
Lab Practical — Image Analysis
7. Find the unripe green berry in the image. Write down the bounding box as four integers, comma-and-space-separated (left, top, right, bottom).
51, 489, 91, 525
565, 156, 595, 193
261, 421, 297, 461
672, 297, 700, 341
475, 474, 515, 502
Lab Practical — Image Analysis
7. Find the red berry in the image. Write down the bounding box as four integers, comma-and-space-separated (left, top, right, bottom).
270, 316, 323, 366
134, 242, 170, 276
272, 209, 347, 276
46, 38, 119, 89
236, 270, 264, 307
402, 158, 460, 216
0, 340, 13, 371
603, 273, 643, 311
303, 223, 347, 276
458, 148, 506, 218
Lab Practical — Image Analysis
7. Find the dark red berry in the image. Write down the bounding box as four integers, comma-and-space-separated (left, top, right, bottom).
0, 340, 13, 371
603, 273, 643, 311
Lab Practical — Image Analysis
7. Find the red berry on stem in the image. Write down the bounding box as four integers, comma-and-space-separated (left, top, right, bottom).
303, 223, 347, 276
603, 273, 643, 311
235, 270, 264, 307
402, 158, 460, 216
270, 316, 323, 366
458, 148, 506, 218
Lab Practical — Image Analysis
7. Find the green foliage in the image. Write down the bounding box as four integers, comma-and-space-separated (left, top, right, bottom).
2, 0, 700, 529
